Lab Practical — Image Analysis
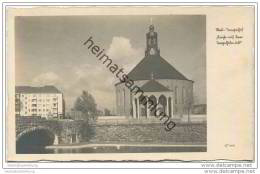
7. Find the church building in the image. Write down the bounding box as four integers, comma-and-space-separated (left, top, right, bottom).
115, 25, 194, 119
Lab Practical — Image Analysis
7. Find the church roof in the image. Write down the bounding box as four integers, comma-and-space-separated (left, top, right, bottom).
127, 54, 191, 81
115, 25, 193, 86
141, 79, 171, 92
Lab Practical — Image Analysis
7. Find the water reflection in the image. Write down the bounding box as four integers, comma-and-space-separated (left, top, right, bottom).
17, 145, 206, 154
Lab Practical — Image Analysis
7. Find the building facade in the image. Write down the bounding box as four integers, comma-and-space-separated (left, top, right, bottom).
15, 85, 64, 119
115, 25, 194, 118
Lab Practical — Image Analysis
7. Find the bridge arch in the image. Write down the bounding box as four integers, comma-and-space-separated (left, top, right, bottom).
16, 126, 56, 153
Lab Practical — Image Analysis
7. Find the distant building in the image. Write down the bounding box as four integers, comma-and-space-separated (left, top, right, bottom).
15, 85, 64, 119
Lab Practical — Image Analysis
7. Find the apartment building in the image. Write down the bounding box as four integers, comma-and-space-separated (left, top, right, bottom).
15, 85, 64, 119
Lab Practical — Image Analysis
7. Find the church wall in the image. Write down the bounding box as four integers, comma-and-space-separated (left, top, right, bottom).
115, 79, 193, 116
115, 80, 149, 117
158, 79, 193, 115
89, 122, 206, 144
115, 83, 130, 116
133, 79, 193, 115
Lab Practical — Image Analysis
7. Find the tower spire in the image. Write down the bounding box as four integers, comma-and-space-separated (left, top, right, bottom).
145, 24, 160, 56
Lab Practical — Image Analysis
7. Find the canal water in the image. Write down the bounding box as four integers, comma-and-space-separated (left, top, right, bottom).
17, 145, 206, 154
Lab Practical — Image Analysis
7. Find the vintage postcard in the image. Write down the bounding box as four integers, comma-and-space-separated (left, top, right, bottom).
4, 5, 255, 162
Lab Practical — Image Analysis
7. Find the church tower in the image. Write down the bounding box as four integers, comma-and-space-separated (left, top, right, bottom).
116, 24, 193, 118
145, 25, 160, 56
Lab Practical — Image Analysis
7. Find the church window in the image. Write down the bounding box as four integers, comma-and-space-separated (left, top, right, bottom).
175, 86, 178, 104
118, 90, 121, 105
123, 89, 125, 113
121, 90, 124, 106
182, 87, 185, 104
119, 89, 124, 106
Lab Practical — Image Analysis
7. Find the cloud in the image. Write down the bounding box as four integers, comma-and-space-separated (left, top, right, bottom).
106, 36, 143, 72
30, 37, 143, 113
73, 63, 116, 91
62, 63, 116, 111
32, 72, 61, 86
65, 37, 143, 111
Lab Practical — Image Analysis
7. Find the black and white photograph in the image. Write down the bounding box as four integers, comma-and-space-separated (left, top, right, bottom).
2, 4, 256, 171
15, 15, 207, 154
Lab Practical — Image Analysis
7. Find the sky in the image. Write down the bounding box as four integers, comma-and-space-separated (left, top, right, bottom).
15, 15, 206, 112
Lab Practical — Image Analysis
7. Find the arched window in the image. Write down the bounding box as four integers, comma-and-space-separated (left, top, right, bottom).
139, 96, 147, 117
158, 95, 167, 114
123, 88, 125, 113
118, 89, 121, 106
168, 97, 172, 117
116, 89, 119, 106
135, 98, 138, 117
148, 95, 157, 116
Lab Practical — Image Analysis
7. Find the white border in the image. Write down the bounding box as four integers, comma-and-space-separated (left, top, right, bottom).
0, 1, 258, 171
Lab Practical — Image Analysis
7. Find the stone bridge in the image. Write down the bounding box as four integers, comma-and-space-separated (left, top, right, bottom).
16, 116, 91, 148
16, 116, 207, 154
